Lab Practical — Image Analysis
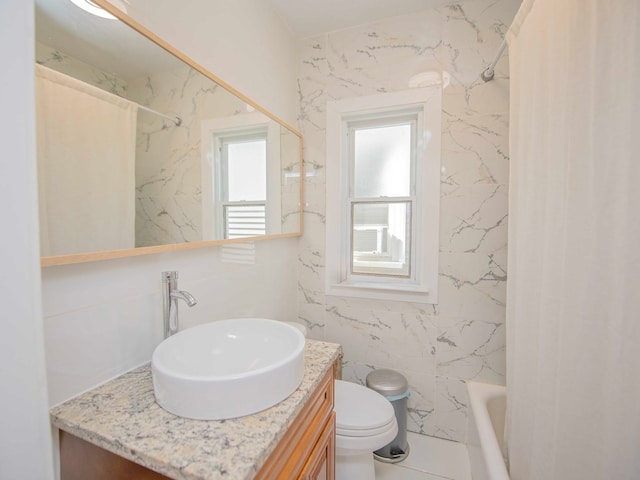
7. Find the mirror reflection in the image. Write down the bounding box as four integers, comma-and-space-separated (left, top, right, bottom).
34, 0, 302, 261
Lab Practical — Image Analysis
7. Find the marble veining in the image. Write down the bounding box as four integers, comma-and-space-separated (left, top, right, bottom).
50, 340, 341, 480
129, 65, 246, 247
296, 0, 520, 442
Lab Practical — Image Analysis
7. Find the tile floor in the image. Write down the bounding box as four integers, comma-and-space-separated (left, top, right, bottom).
374, 432, 471, 480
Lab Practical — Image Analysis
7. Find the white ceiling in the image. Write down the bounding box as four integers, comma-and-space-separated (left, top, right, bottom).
266, 0, 459, 38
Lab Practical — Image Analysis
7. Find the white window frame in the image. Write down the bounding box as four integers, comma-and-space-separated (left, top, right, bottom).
220, 131, 268, 239
348, 113, 417, 279
326, 87, 441, 303
200, 113, 281, 240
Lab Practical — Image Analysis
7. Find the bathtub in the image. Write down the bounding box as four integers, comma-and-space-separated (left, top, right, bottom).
466, 381, 510, 480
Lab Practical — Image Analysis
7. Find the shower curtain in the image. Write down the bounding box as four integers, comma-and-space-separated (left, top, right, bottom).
35, 64, 137, 256
505, 0, 640, 478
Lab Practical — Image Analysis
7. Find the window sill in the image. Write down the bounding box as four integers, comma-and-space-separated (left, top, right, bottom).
326, 281, 436, 304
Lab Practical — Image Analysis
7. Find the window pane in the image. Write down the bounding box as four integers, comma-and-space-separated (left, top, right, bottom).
227, 139, 266, 201
353, 124, 411, 198
225, 204, 266, 239
351, 201, 411, 277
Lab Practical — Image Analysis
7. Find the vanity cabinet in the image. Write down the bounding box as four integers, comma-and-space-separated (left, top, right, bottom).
59, 366, 336, 480
255, 367, 335, 479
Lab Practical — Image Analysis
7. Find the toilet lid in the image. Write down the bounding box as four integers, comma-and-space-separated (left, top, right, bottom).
334, 380, 395, 431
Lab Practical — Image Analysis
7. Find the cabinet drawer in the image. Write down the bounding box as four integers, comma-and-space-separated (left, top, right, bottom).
256, 367, 335, 479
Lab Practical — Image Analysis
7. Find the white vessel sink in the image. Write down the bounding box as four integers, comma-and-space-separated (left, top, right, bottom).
151, 318, 305, 420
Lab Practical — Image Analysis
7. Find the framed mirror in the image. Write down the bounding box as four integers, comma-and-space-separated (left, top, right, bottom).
35, 0, 303, 267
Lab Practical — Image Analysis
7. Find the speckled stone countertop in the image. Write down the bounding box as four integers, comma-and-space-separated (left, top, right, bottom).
50, 340, 342, 480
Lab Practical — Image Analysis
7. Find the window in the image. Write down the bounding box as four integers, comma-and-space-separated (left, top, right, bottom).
326, 88, 442, 303
200, 113, 281, 240
350, 116, 414, 278
220, 132, 267, 238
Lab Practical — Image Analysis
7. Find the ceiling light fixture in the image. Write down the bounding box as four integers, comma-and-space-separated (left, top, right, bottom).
68, 0, 116, 19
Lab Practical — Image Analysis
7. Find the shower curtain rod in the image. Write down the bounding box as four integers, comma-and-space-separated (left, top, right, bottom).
480, 38, 507, 82
137, 104, 182, 126
39, 63, 183, 126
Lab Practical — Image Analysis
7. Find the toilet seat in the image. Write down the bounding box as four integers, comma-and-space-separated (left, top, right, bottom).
337, 417, 396, 437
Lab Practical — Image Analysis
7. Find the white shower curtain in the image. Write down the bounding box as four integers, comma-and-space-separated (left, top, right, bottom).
505, 0, 640, 479
35, 64, 137, 256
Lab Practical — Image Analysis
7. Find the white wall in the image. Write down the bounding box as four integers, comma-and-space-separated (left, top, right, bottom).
41, 0, 300, 406
0, 0, 55, 478
43, 242, 299, 405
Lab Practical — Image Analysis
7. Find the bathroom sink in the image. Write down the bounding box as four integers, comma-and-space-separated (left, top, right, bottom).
151, 318, 305, 420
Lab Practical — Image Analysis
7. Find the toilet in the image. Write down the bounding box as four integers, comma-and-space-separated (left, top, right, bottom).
334, 379, 398, 479
282, 322, 398, 479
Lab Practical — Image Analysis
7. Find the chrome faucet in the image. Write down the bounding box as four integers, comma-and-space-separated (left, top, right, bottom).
162, 271, 197, 338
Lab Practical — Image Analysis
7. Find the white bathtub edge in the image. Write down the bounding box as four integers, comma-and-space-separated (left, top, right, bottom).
467, 381, 510, 480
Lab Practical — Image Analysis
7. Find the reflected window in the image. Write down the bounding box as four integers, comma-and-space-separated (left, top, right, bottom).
221, 134, 267, 238
221, 132, 267, 238
201, 113, 282, 242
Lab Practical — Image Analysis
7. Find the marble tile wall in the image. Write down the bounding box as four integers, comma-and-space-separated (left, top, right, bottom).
127, 66, 248, 247
36, 42, 127, 97
128, 68, 302, 247
280, 127, 303, 232
296, 0, 520, 442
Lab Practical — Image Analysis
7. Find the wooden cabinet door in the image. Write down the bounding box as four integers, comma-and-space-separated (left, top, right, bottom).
256, 368, 334, 480
299, 412, 335, 480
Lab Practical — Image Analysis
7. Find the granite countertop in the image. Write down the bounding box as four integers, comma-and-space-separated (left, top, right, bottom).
50, 339, 342, 480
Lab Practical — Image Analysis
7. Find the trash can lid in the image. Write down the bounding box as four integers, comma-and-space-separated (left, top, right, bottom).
366, 369, 409, 397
